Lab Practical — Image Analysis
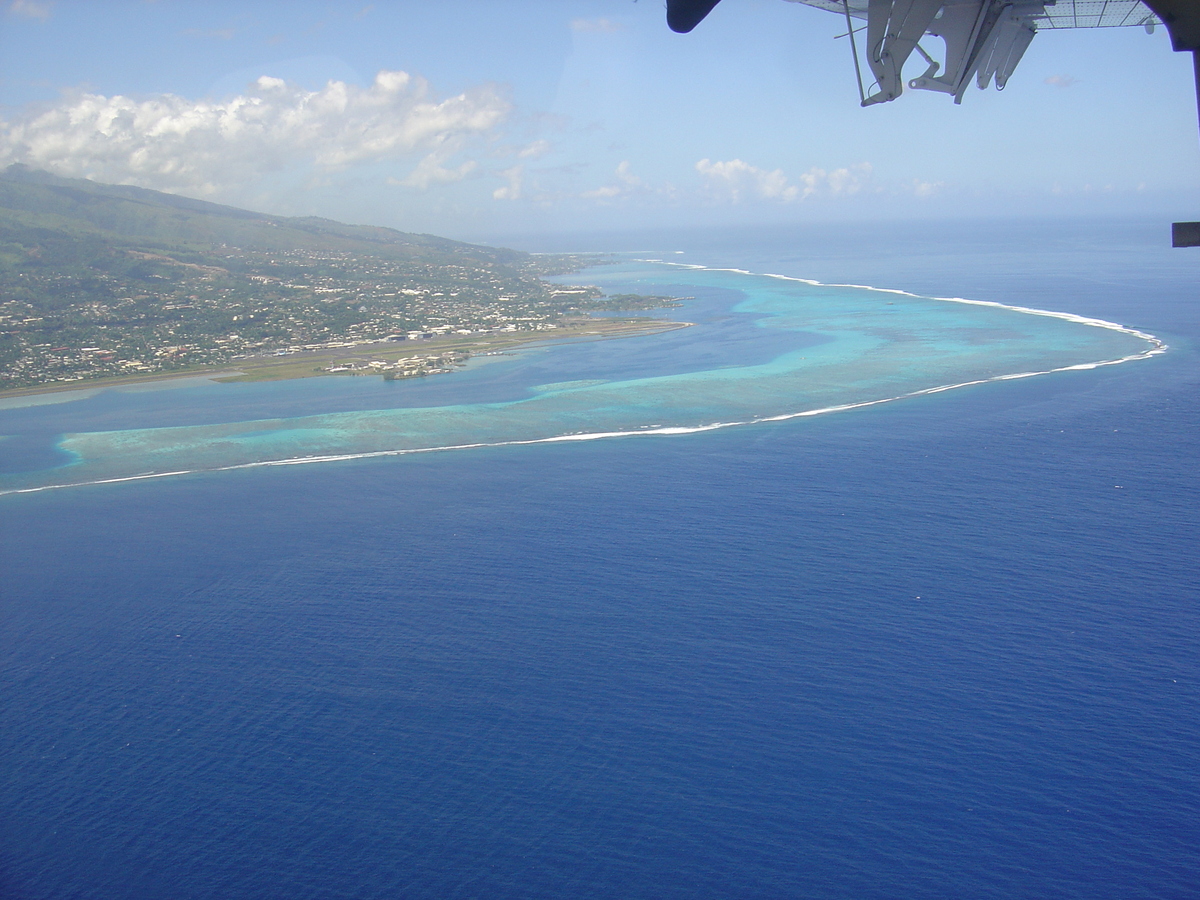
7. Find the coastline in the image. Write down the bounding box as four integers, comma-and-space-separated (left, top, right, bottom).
0, 253, 1167, 498
0, 316, 690, 403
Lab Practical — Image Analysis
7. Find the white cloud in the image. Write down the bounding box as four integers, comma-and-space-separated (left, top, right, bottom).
7, 0, 52, 20
570, 18, 625, 33
393, 154, 477, 190
0, 70, 510, 198
517, 139, 551, 159
581, 184, 621, 199
696, 159, 872, 203
695, 158, 798, 202
796, 163, 872, 199
493, 165, 523, 200
581, 160, 646, 200
906, 177, 943, 198
1044, 74, 1078, 88
614, 160, 641, 184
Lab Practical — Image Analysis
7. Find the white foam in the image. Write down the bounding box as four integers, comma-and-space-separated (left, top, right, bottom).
641, 258, 1168, 356
1, 259, 1167, 497
0, 341, 1153, 497
0, 469, 197, 495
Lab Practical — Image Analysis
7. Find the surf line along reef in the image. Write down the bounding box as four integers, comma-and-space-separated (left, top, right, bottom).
0, 261, 1164, 496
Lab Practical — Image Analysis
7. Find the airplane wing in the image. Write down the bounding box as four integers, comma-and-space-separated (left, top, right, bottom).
668, 1, 1162, 106
790, 0, 1158, 29
783, 1, 1162, 106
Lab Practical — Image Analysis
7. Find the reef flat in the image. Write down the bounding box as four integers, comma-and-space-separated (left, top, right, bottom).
0, 260, 1162, 496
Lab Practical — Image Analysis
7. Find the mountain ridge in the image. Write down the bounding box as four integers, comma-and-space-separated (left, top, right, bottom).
0, 164, 522, 264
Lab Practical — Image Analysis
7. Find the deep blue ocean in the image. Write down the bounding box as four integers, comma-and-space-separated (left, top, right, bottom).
2, 218, 1198, 899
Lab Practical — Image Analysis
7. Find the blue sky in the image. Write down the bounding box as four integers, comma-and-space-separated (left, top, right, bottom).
1, 0, 1196, 239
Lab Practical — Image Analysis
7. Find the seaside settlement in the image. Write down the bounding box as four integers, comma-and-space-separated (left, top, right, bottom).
0, 171, 686, 392
0, 243, 683, 390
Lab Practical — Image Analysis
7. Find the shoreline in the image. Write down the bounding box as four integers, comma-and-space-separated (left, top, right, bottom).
0, 316, 690, 402
0, 255, 1169, 497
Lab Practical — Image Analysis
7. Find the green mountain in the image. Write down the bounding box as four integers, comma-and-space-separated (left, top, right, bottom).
0, 164, 523, 264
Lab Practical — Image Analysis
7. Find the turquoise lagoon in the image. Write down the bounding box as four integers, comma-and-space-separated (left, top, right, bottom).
0, 260, 1163, 495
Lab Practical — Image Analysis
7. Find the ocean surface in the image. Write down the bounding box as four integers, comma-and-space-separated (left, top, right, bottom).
1, 217, 1197, 899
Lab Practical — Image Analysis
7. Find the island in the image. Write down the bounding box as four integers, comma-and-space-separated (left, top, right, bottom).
0, 165, 688, 395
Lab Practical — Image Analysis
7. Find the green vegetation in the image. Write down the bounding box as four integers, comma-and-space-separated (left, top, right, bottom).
0, 165, 679, 392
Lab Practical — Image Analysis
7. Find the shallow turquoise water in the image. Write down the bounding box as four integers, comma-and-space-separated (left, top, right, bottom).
0, 260, 1160, 494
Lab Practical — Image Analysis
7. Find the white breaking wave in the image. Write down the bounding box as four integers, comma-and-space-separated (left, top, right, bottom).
649, 260, 1167, 357
0, 260, 1166, 497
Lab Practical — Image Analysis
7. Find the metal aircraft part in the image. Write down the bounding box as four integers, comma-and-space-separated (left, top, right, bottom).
666, 0, 725, 33
794, 0, 1161, 29
1140, 0, 1200, 245
785, 1, 1161, 105
667, 1, 1162, 104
